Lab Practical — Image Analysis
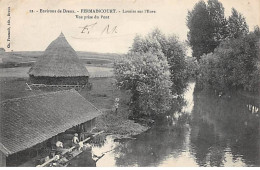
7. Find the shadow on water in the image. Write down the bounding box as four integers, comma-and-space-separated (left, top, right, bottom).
112, 83, 195, 167
190, 84, 260, 167
69, 82, 260, 167
67, 151, 96, 167
113, 120, 189, 166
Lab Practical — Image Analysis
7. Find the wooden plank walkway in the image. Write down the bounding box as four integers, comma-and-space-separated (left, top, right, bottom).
36, 131, 104, 167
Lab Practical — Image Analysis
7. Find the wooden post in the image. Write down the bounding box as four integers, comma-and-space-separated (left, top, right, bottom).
26, 83, 32, 91
0, 151, 6, 167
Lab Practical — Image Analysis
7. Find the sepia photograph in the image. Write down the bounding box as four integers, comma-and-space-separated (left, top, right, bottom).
0, 0, 259, 167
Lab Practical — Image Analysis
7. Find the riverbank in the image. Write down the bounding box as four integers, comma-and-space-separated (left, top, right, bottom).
95, 112, 149, 138
79, 77, 150, 139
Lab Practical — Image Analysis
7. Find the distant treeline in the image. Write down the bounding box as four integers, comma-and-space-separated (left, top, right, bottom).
2, 51, 119, 61
0, 62, 34, 68
0, 51, 118, 68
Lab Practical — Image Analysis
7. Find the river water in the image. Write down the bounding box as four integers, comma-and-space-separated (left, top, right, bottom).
70, 82, 260, 167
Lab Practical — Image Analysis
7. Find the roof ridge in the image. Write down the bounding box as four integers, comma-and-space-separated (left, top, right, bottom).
84, 98, 102, 113
0, 142, 11, 156
0, 89, 77, 104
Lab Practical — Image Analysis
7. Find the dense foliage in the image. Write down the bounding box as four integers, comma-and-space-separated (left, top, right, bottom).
187, 0, 226, 60
186, 57, 199, 79
114, 51, 173, 116
227, 8, 249, 39
114, 29, 189, 116
131, 29, 188, 94
197, 29, 260, 92
187, 0, 248, 61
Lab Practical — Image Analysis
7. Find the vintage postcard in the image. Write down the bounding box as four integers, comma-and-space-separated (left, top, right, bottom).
0, 0, 259, 167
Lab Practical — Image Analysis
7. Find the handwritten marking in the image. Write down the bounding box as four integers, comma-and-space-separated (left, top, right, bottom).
80, 22, 97, 34
101, 25, 118, 35
80, 23, 118, 35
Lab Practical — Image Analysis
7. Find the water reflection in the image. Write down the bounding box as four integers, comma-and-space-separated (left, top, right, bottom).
113, 124, 189, 166
69, 82, 260, 167
190, 84, 260, 166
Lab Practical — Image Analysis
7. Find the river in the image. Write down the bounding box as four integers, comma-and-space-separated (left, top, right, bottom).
69, 82, 260, 167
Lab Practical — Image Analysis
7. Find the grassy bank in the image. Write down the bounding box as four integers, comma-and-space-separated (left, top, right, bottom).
79, 77, 149, 138
0, 77, 36, 102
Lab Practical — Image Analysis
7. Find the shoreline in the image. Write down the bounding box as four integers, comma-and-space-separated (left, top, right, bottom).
95, 110, 151, 139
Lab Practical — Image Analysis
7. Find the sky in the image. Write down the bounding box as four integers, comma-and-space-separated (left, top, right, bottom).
0, 0, 259, 54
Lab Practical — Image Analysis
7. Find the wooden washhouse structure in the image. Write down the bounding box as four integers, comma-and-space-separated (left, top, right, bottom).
0, 89, 101, 167
28, 33, 90, 89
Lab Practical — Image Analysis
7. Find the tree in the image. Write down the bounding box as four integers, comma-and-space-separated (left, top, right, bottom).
197, 28, 260, 92
186, 57, 199, 79
227, 8, 249, 39
131, 29, 188, 94
114, 51, 173, 116
187, 1, 211, 61
207, 0, 228, 42
187, 0, 228, 61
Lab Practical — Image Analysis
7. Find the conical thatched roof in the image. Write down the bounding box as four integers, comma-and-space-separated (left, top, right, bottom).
28, 32, 89, 77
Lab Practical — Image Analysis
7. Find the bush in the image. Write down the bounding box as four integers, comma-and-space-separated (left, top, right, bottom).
131, 29, 188, 94
114, 51, 173, 116
197, 30, 260, 92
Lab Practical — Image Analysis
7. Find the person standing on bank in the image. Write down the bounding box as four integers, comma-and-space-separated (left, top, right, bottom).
114, 98, 120, 114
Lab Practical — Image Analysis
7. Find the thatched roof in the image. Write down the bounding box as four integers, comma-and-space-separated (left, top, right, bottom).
0, 89, 101, 156
0, 48, 5, 53
28, 32, 90, 77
